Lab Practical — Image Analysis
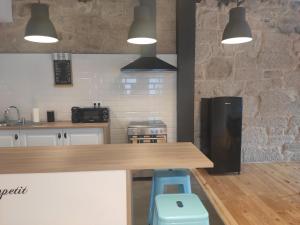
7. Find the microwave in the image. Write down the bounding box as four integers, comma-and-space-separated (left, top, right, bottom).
71, 107, 109, 123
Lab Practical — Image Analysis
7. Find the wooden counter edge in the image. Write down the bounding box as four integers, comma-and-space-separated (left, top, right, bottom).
126, 170, 132, 225
191, 169, 239, 225
0, 121, 110, 130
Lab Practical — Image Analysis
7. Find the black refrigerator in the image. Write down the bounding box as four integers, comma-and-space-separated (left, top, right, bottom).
200, 97, 242, 174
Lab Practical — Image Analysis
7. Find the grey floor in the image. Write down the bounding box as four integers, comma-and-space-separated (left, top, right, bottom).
133, 173, 224, 225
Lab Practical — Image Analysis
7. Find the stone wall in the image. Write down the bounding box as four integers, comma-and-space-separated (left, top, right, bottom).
194, 0, 300, 162
0, 0, 176, 53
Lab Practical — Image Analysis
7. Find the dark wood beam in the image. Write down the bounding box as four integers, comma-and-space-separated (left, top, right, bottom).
176, 0, 196, 142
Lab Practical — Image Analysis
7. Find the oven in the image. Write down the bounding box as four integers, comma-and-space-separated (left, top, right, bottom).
128, 120, 167, 144
127, 120, 167, 179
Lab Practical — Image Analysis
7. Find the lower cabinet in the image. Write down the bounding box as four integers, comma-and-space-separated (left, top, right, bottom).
0, 130, 21, 147
21, 129, 63, 147
63, 128, 104, 146
0, 128, 104, 147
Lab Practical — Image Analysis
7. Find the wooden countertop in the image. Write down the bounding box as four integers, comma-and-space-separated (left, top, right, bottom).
192, 162, 300, 225
0, 121, 109, 130
0, 142, 213, 174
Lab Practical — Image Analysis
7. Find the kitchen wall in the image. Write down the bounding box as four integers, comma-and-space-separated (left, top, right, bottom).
194, 0, 300, 162
0, 54, 177, 143
0, 0, 176, 54
1, 0, 300, 162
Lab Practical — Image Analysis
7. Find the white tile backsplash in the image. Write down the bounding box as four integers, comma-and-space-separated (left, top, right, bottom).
0, 54, 177, 143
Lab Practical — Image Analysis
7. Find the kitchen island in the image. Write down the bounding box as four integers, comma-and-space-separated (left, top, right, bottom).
0, 142, 213, 225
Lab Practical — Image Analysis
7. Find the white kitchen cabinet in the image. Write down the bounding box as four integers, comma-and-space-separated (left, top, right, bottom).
0, 130, 21, 147
19, 128, 104, 147
63, 128, 104, 146
21, 129, 63, 147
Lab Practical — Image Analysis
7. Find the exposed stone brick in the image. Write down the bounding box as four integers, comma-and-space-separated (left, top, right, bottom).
235, 52, 257, 69
235, 68, 262, 80
196, 29, 219, 45
243, 145, 284, 162
195, 44, 211, 64
285, 70, 300, 90
258, 52, 297, 70
242, 96, 259, 117
243, 127, 268, 146
206, 57, 232, 80
245, 79, 282, 96
196, 8, 218, 29
263, 71, 282, 79
260, 90, 294, 116
262, 32, 292, 54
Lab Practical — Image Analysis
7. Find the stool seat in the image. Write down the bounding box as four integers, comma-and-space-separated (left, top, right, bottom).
154, 169, 189, 178
148, 169, 192, 225
153, 194, 209, 225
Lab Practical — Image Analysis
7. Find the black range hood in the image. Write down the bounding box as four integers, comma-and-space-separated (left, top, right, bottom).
121, 45, 177, 72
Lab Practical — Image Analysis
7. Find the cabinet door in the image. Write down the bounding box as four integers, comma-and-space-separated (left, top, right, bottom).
21, 129, 63, 147
63, 128, 104, 146
0, 130, 20, 147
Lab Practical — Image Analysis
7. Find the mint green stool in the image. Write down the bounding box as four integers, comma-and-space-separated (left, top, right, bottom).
153, 194, 209, 225
148, 169, 192, 225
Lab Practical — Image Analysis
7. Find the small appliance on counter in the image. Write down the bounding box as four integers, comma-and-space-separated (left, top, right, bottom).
71, 103, 109, 123
128, 120, 167, 179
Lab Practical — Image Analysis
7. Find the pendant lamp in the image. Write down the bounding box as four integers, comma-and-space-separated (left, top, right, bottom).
24, 2, 58, 43
222, 0, 252, 45
127, 1, 157, 45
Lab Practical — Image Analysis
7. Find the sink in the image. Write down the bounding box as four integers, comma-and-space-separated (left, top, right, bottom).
15, 120, 34, 126
21, 121, 34, 126
0, 120, 34, 127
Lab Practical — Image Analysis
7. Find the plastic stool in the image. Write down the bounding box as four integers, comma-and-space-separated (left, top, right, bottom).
148, 169, 192, 225
153, 193, 209, 225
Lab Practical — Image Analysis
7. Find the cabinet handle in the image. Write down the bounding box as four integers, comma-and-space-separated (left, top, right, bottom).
14, 134, 18, 140
64, 132, 67, 139
58, 133, 61, 139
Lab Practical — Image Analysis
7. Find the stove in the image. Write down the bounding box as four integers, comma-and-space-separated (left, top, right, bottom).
127, 120, 167, 144
127, 120, 168, 179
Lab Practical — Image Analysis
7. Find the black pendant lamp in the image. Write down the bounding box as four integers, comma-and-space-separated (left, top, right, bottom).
127, 0, 157, 45
222, 0, 252, 45
24, 2, 58, 43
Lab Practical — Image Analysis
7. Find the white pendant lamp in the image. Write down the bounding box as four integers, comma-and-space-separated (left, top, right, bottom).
222, 0, 252, 45
127, 0, 157, 45
24, 1, 58, 43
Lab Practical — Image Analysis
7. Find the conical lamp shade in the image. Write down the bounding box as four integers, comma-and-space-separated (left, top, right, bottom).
24, 3, 58, 43
127, 5, 157, 45
222, 7, 252, 44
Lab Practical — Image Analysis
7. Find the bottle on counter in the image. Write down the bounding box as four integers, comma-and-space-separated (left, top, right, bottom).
32, 108, 40, 123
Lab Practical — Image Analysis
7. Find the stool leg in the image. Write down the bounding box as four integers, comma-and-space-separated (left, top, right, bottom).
148, 178, 156, 225
149, 181, 165, 225
156, 181, 165, 195
183, 176, 192, 193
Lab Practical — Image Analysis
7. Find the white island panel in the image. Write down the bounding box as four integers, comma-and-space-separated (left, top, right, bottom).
0, 170, 127, 225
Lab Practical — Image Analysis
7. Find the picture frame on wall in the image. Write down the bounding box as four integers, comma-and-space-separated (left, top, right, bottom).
52, 53, 73, 86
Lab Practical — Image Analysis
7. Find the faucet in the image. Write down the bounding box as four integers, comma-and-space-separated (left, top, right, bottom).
4, 106, 21, 124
